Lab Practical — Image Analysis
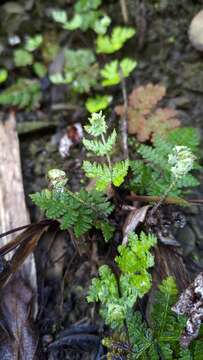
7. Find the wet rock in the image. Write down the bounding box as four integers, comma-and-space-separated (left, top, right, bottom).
189, 10, 203, 51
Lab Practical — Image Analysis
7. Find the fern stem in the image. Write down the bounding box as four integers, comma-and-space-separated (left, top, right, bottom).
101, 133, 112, 170
150, 179, 177, 215
65, 188, 108, 220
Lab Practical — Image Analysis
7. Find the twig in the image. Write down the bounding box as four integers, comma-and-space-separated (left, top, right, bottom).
119, 66, 129, 160
120, 0, 129, 23
126, 194, 203, 206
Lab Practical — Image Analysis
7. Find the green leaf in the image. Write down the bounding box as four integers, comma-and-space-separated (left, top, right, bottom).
96, 26, 136, 54
14, 49, 33, 67
49, 73, 66, 84
101, 60, 120, 86
112, 160, 129, 187
86, 95, 112, 113
120, 57, 137, 77
0, 68, 8, 84
52, 9, 67, 24
94, 15, 111, 34
25, 34, 43, 52
101, 58, 137, 86
63, 49, 98, 93
33, 62, 47, 78
75, 0, 102, 12
63, 14, 82, 30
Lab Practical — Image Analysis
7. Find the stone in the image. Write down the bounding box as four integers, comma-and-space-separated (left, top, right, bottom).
189, 10, 203, 51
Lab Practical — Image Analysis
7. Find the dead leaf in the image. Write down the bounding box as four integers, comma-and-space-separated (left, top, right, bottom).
115, 83, 180, 142
122, 205, 150, 244
0, 222, 50, 289
0, 274, 38, 359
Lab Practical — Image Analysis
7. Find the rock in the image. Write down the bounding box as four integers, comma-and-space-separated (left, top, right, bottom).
189, 10, 203, 51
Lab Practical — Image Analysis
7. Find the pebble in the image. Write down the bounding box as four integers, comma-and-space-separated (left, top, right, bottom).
189, 10, 203, 51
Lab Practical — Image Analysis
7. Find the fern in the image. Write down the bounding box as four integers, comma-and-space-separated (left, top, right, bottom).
31, 187, 114, 238
83, 112, 129, 191
130, 128, 200, 197
0, 78, 41, 110
103, 277, 193, 360
96, 26, 136, 54
87, 232, 157, 329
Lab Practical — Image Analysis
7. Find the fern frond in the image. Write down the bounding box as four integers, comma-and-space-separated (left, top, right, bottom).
112, 160, 129, 187
83, 129, 116, 156
84, 111, 107, 137
0, 78, 41, 110
151, 276, 186, 356
167, 127, 200, 152
31, 187, 114, 238
130, 128, 200, 197
83, 161, 111, 191
88, 232, 157, 329
126, 310, 154, 359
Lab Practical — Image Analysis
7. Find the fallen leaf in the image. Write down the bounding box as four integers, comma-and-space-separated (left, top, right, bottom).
115, 83, 180, 142
122, 205, 150, 244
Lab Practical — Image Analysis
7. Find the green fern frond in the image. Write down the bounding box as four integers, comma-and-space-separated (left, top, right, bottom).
83, 112, 129, 190
88, 232, 157, 329
83, 161, 111, 191
84, 111, 107, 137
0, 78, 41, 110
151, 276, 186, 357
130, 128, 200, 197
31, 187, 114, 238
83, 129, 117, 156
167, 127, 200, 152
112, 160, 129, 187
126, 310, 154, 359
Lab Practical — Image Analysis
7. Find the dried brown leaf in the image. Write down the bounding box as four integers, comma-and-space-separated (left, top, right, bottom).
0, 274, 38, 359
115, 83, 180, 142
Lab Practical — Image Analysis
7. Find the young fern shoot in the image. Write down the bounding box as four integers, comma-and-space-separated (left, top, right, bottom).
83, 111, 129, 191
151, 145, 196, 214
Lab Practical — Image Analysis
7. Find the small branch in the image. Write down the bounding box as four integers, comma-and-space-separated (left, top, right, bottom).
120, 0, 129, 23
126, 194, 190, 206
119, 66, 129, 160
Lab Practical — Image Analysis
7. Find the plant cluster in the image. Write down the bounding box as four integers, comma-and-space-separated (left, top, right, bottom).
130, 127, 200, 197
30, 110, 202, 357
31, 168, 114, 241
0, 0, 136, 111
103, 277, 203, 359
87, 232, 157, 329
51, 0, 136, 112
